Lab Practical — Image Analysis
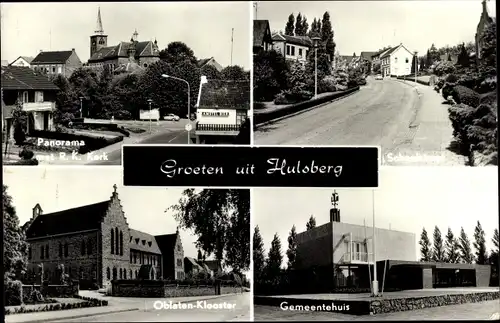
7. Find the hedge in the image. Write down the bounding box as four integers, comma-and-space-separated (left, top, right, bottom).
254, 86, 360, 126
73, 122, 130, 137
450, 85, 481, 108
5, 280, 23, 306
3, 159, 39, 166
30, 130, 123, 154
5, 296, 108, 315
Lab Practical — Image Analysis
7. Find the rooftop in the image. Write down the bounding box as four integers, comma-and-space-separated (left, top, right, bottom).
1, 66, 61, 91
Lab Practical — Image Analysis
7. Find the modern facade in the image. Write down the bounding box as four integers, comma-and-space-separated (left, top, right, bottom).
23, 185, 182, 288
30, 49, 82, 78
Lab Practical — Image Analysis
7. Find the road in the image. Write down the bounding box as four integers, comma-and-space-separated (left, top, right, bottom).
254, 300, 500, 321
46, 293, 251, 322
254, 77, 466, 165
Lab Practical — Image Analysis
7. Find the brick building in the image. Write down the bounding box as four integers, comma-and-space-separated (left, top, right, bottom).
30, 49, 82, 78
156, 231, 185, 280
24, 185, 179, 288
87, 7, 160, 72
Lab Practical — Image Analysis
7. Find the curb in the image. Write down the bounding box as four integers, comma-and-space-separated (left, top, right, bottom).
255, 89, 360, 129
170, 292, 247, 306
7, 307, 140, 323
394, 79, 423, 128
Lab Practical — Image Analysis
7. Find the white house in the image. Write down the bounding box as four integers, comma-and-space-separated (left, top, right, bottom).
380, 43, 414, 77
271, 33, 312, 62
10, 56, 34, 68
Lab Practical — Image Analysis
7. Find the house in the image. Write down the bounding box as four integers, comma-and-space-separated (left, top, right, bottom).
475, 0, 496, 60
1, 66, 60, 137
155, 230, 185, 280
204, 260, 223, 275
1, 60, 9, 67
194, 77, 250, 144
197, 57, 223, 73
294, 201, 491, 292
10, 56, 34, 67
87, 7, 160, 72
30, 49, 82, 78
253, 20, 273, 54
22, 185, 173, 288
359, 51, 377, 73
184, 257, 204, 276
370, 47, 393, 73
272, 33, 312, 62
379, 43, 414, 77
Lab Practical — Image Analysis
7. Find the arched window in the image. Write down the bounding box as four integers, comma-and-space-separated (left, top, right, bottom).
81, 240, 86, 256
405, 57, 409, 63
135, 270, 138, 278
111, 229, 115, 254
114, 228, 119, 255
129, 269, 132, 279
119, 231, 123, 256
124, 270, 127, 279
112, 267, 117, 280
87, 240, 92, 255
106, 267, 111, 280
119, 268, 122, 279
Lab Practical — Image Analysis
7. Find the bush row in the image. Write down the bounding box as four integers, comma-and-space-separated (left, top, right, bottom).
111, 278, 241, 287
73, 123, 130, 137
5, 297, 108, 315
30, 130, 123, 154
254, 87, 360, 126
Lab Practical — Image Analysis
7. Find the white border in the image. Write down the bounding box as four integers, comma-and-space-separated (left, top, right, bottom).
249, 0, 255, 148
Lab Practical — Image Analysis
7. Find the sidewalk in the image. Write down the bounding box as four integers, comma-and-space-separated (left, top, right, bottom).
386, 81, 467, 166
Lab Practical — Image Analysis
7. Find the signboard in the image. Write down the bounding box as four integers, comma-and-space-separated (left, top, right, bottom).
196, 108, 236, 125
139, 109, 160, 121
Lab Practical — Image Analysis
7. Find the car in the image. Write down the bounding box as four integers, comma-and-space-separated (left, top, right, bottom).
164, 113, 180, 121
375, 74, 383, 80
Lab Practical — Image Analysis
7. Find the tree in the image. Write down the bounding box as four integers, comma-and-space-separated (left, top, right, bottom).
490, 228, 499, 265
51, 74, 78, 122
425, 49, 432, 69
428, 43, 440, 64
3, 185, 28, 283
419, 56, 426, 70
444, 227, 460, 263
197, 250, 203, 261
309, 18, 318, 38
68, 67, 100, 118
410, 54, 417, 74
306, 215, 316, 231
458, 227, 474, 264
168, 189, 250, 273
285, 14, 295, 36
479, 21, 497, 75
301, 16, 309, 36
221, 65, 248, 81
253, 50, 289, 102
321, 12, 335, 60
286, 225, 297, 269
419, 228, 432, 262
295, 13, 303, 36
457, 43, 471, 68
253, 226, 266, 280
201, 64, 222, 80
12, 101, 28, 145
473, 221, 488, 265
266, 233, 283, 278
159, 41, 197, 65
108, 73, 141, 119
432, 226, 445, 262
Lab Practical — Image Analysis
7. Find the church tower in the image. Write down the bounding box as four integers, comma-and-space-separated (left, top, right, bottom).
90, 7, 108, 58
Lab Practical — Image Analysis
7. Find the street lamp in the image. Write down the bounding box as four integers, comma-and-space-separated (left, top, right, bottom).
161, 74, 191, 144
311, 36, 321, 99
371, 189, 379, 297
147, 99, 153, 134
79, 96, 84, 118
414, 51, 418, 84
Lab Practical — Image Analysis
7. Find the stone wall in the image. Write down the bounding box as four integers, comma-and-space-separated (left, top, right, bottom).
370, 291, 500, 314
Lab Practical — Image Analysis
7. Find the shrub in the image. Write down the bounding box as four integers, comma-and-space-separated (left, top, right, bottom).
434, 61, 456, 76
451, 85, 480, 108
442, 84, 455, 101
5, 280, 23, 306
273, 88, 313, 105
318, 76, 337, 93
18, 148, 35, 160
445, 74, 459, 84
54, 111, 75, 128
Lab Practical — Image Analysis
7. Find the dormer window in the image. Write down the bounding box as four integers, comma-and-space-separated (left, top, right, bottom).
135, 238, 139, 244
148, 241, 152, 247
130, 237, 133, 242
142, 240, 146, 245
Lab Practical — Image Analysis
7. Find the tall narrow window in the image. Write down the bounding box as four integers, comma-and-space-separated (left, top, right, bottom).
64, 243, 68, 257
112, 267, 117, 280
28, 247, 32, 260
59, 243, 62, 257
87, 240, 92, 255
81, 241, 86, 256
107, 267, 111, 280
119, 268, 122, 279
45, 245, 49, 259
111, 229, 115, 254
114, 228, 119, 256
129, 269, 132, 279
124, 270, 127, 279
119, 231, 123, 256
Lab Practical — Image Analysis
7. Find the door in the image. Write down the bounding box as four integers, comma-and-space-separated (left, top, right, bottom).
43, 112, 49, 131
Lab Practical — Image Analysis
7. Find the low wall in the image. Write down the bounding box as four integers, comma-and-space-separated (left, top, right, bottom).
369, 291, 500, 314
254, 87, 360, 126
395, 76, 431, 86
254, 296, 371, 315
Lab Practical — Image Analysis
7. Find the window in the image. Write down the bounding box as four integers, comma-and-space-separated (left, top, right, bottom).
22, 91, 28, 103
112, 267, 117, 280
64, 243, 68, 257
35, 91, 44, 103
28, 247, 32, 260
177, 259, 182, 267
59, 243, 62, 257
130, 253, 133, 263
405, 57, 409, 63
111, 229, 115, 254
119, 231, 123, 256
394, 57, 398, 63
92, 266, 97, 279
144, 63, 148, 67
134, 253, 137, 264
45, 245, 49, 259
291, 46, 295, 56
119, 268, 123, 279
115, 228, 119, 255
299, 48, 303, 57
129, 269, 132, 279
135, 270, 138, 278
124, 270, 127, 279
52, 66, 56, 73
81, 241, 86, 256
87, 240, 92, 255
107, 267, 111, 280
236, 110, 246, 125
286, 45, 291, 55
57, 65, 62, 74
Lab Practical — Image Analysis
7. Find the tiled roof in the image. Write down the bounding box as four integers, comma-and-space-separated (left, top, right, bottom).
199, 80, 250, 110
155, 233, 178, 251
360, 51, 377, 61
204, 260, 222, 272
185, 257, 204, 270
372, 47, 392, 58
274, 34, 313, 47
25, 201, 109, 239
32, 51, 74, 64
197, 58, 212, 68
253, 20, 272, 48
129, 228, 162, 254
339, 55, 355, 64
1, 66, 60, 91
89, 41, 159, 62
380, 45, 400, 59
21, 56, 34, 64
114, 62, 144, 74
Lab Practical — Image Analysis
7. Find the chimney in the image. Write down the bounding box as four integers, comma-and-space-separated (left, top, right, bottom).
71, 48, 75, 52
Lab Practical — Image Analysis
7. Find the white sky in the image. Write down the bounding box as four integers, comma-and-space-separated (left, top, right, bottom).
254, 0, 497, 55
253, 167, 499, 263
3, 167, 224, 265
1, 2, 251, 69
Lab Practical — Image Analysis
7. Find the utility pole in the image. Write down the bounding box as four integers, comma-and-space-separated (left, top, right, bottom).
253, 2, 258, 19
414, 51, 418, 83
372, 189, 378, 297
231, 28, 234, 66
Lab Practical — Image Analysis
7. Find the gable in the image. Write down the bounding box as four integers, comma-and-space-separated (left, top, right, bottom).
32, 51, 73, 64
253, 20, 272, 47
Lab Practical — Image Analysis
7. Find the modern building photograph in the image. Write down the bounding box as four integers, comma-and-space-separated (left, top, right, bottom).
253, 0, 497, 167
3, 167, 251, 322
252, 167, 499, 320
1, 1, 251, 167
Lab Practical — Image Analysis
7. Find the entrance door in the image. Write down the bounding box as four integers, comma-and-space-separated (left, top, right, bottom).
43, 112, 49, 130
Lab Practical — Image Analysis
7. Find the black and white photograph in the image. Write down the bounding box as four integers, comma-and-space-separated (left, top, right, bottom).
252, 0, 497, 166
1, 1, 251, 166
252, 167, 499, 320
2, 167, 251, 322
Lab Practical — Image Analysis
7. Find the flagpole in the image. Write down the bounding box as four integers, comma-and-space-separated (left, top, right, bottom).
231, 28, 234, 66
372, 189, 378, 296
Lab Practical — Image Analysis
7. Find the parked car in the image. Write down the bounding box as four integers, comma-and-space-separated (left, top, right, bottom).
375, 74, 383, 80
164, 113, 180, 121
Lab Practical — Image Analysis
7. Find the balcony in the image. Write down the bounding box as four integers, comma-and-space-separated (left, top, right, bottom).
341, 252, 371, 264
195, 123, 241, 136
22, 102, 55, 112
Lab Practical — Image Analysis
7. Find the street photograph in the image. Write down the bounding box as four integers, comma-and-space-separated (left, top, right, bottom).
253, 0, 497, 166
3, 166, 251, 322
252, 167, 499, 320
1, 1, 251, 166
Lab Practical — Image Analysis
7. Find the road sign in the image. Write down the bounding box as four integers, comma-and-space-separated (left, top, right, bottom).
185, 124, 193, 132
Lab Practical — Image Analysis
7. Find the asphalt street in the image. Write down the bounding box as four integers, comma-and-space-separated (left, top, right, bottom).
47, 293, 251, 322
254, 300, 500, 321
255, 77, 418, 153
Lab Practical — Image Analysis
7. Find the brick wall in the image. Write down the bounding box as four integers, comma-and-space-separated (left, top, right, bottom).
138, 57, 160, 68
173, 236, 185, 280
64, 51, 83, 78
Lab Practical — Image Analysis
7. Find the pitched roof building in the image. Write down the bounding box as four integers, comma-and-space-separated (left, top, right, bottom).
197, 57, 223, 72
475, 0, 495, 60
87, 7, 160, 72
10, 56, 34, 67
253, 20, 273, 54
30, 49, 82, 78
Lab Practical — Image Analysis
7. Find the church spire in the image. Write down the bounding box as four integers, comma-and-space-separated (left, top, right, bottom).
95, 7, 104, 35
